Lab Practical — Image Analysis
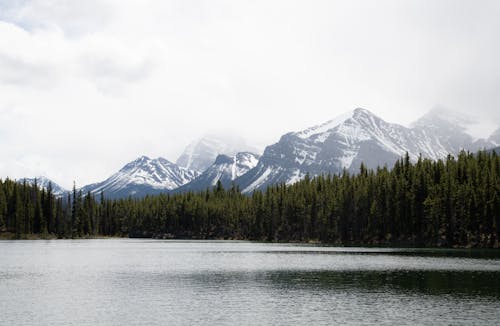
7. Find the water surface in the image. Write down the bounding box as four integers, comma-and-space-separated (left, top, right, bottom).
1, 239, 499, 325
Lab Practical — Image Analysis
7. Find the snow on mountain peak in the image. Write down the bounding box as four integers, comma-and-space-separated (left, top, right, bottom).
214, 154, 234, 165
489, 128, 500, 145
411, 107, 474, 130
174, 152, 260, 192
81, 156, 200, 198
20, 176, 67, 196
121, 155, 152, 171
41, 107, 496, 198
235, 107, 499, 193
294, 110, 355, 139
293, 108, 380, 141
176, 134, 260, 172
410, 107, 500, 140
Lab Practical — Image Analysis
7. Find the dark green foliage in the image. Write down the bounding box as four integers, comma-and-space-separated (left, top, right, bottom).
0, 150, 498, 247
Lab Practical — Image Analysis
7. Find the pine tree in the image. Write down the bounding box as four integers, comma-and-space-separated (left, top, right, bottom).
0, 182, 6, 231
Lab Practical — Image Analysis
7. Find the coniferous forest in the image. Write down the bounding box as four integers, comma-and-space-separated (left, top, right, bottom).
0, 151, 498, 247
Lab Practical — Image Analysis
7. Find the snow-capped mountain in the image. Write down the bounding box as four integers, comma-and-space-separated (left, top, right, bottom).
81, 156, 199, 199
176, 134, 259, 172
174, 152, 260, 192
235, 108, 498, 193
410, 107, 493, 153
488, 127, 500, 145
11, 108, 497, 199
21, 176, 67, 196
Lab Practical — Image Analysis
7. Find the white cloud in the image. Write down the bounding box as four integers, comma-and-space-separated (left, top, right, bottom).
0, 0, 499, 188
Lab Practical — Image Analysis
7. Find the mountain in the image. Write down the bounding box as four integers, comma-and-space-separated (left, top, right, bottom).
235, 108, 498, 193
488, 127, 500, 145
410, 107, 495, 152
81, 156, 199, 199
486, 146, 500, 154
21, 176, 67, 196
174, 152, 260, 192
176, 134, 259, 172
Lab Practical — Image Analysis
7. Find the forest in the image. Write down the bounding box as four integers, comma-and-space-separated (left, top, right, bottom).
0, 150, 498, 247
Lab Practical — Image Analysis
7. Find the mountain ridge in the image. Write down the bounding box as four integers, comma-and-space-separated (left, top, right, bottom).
235, 108, 498, 193
174, 152, 260, 193
16, 108, 499, 198
176, 134, 259, 172
80, 156, 199, 199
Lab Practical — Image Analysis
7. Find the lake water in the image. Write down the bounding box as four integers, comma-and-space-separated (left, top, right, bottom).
0, 239, 499, 325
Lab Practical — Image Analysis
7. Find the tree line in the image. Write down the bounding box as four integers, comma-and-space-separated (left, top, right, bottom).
0, 150, 498, 247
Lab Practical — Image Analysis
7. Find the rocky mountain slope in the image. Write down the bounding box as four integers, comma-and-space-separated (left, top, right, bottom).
20, 108, 498, 198
174, 152, 259, 192
235, 108, 498, 193
176, 134, 259, 172
81, 156, 199, 198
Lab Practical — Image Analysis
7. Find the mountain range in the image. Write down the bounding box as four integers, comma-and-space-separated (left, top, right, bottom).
235, 108, 497, 193
21, 108, 499, 198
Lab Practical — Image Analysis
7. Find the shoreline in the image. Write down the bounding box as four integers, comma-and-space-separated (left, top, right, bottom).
1, 232, 499, 249
0, 232, 121, 241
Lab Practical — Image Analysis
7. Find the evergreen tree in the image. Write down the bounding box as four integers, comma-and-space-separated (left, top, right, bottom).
0, 150, 497, 247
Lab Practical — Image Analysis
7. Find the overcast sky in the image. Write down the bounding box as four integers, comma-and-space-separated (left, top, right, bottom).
1, 0, 499, 188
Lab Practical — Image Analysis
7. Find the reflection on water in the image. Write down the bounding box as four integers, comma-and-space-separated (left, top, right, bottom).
0, 239, 499, 326
261, 270, 500, 296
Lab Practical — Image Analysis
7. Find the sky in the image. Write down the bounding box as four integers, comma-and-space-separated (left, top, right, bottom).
1, 0, 499, 188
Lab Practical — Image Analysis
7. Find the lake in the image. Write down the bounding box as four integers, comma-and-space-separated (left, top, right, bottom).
0, 239, 499, 325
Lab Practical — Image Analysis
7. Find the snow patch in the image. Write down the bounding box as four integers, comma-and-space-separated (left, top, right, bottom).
286, 169, 305, 185
242, 166, 274, 193
295, 110, 354, 139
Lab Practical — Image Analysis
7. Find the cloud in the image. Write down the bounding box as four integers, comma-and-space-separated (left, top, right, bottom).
0, 21, 62, 87
0, 0, 113, 35
0, 0, 499, 188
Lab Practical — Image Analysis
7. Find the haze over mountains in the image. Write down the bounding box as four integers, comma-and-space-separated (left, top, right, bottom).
174, 152, 260, 193
18, 108, 499, 198
176, 135, 259, 173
